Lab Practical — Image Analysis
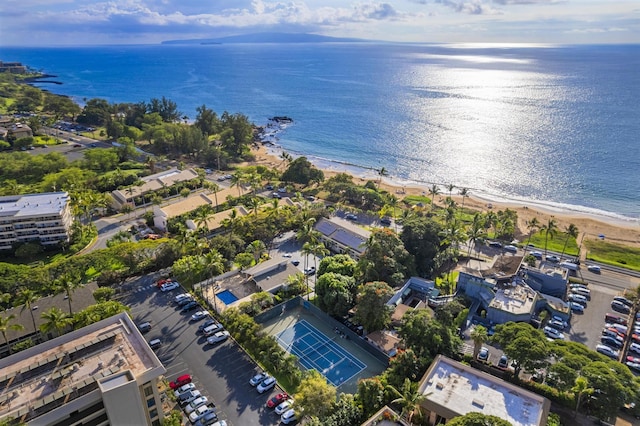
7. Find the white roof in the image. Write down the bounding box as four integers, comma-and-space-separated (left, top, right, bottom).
0, 192, 69, 218
420, 356, 548, 426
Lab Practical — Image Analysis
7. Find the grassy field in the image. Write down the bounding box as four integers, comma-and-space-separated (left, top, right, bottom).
527, 233, 579, 256
585, 240, 640, 272
402, 194, 431, 206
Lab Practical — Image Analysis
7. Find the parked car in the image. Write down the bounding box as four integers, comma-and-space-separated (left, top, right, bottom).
189, 405, 216, 424
605, 313, 628, 326
275, 399, 294, 415
345, 213, 358, 221
627, 356, 640, 364
267, 393, 289, 409
304, 266, 316, 276
630, 343, 640, 355
181, 301, 199, 312
161, 281, 180, 292
281, 409, 297, 424
185, 396, 208, 414
497, 355, 509, 370
194, 414, 222, 426
626, 361, 640, 373
488, 241, 502, 248
179, 390, 202, 406
570, 302, 584, 313
544, 326, 565, 340
477, 347, 489, 361
547, 318, 567, 330
605, 323, 628, 335
596, 344, 619, 359
198, 319, 218, 333
175, 293, 192, 303
602, 329, 624, 342
546, 255, 560, 263
206, 330, 230, 345
177, 296, 195, 307
504, 245, 518, 253
202, 323, 224, 337
611, 300, 631, 314
174, 383, 196, 398
601, 336, 623, 349
170, 374, 192, 390
613, 296, 633, 307
380, 217, 392, 226
571, 287, 591, 299
137, 322, 152, 333
249, 372, 268, 386
568, 294, 587, 307
148, 338, 161, 350
257, 376, 276, 393
191, 311, 209, 322
587, 265, 601, 273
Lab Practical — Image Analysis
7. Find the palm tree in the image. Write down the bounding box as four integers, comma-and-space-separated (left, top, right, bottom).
466, 213, 487, 263
540, 217, 558, 257
40, 307, 73, 337
0, 314, 24, 354
387, 378, 428, 425
206, 181, 220, 209
459, 187, 469, 210
470, 325, 488, 359
560, 223, 579, 259
18, 287, 40, 339
54, 275, 81, 315
377, 167, 388, 186
524, 217, 541, 253
296, 218, 319, 245
428, 184, 440, 208
246, 240, 267, 263
301, 242, 315, 299
246, 197, 261, 216
230, 171, 246, 197
571, 376, 594, 418
447, 183, 455, 198
194, 204, 215, 233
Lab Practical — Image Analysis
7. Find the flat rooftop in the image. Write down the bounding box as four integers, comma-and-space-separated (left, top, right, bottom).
0, 313, 164, 423
489, 281, 537, 315
0, 192, 69, 218
419, 355, 548, 426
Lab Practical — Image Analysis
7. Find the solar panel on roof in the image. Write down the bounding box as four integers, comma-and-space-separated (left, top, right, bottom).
315, 220, 337, 235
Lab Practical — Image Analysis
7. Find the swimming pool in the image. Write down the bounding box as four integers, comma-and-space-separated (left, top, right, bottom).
216, 289, 239, 305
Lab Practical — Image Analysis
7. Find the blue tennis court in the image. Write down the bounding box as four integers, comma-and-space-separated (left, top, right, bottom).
276, 320, 366, 387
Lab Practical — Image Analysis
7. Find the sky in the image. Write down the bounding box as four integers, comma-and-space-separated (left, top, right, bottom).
0, 0, 638, 46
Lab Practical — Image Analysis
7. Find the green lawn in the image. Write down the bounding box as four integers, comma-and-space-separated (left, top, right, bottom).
402, 195, 431, 206
585, 240, 640, 272
527, 233, 579, 256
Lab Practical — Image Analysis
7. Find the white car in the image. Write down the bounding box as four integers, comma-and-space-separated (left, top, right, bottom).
207, 330, 230, 345
281, 408, 297, 424
587, 265, 601, 273
161, 281, 180, 292
185, 396, 208, 414
191, 311, 209, 322
175, 293, 191, 303
250, 372, 268, 386
544, 326, 564, 340
275, 399, 294, 415
189, 405, 215, 424
256, 376, 276, 393
174, 383, 196, 398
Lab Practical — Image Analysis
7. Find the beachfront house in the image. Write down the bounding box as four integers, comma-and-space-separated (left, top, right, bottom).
111, 168, 199, 209
314, 217, 370, 260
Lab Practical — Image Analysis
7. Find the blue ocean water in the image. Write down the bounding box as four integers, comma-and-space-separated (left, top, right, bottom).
1, 43, 639, 219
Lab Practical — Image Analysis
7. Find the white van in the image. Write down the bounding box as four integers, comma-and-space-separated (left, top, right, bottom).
559, 262, 579, 271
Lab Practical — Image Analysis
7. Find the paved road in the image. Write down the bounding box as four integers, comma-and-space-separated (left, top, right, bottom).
117, 275, 285, 426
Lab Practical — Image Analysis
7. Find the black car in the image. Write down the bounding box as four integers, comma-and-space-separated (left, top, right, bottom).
488, 241, 502, 248
181, 301, 199, 312
601, 336, 623, 349
198, 319, 217, 333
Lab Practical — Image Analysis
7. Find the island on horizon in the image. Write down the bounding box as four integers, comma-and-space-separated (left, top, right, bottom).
161, 32, 373, 45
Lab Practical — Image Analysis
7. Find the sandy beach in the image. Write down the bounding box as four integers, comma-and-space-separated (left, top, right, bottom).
249, 144, 640, 250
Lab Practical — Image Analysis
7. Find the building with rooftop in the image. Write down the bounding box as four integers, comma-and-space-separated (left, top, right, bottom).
0, 312, 166, 426
111, 168, 199, 209
418, 355, 550, 426
314, 217, 371, 260
0, 192, 73, 251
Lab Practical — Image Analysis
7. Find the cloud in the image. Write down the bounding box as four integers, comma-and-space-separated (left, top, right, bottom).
434, 0, 499, 15
565, 27, 628, 34
492, 0, 561, 4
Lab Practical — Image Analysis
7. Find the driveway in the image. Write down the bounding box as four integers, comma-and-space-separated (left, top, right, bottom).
117, 274, 284, 426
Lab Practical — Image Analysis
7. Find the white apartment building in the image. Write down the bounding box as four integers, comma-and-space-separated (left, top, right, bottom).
0, 192, 73, 251
0, 312, 166, 426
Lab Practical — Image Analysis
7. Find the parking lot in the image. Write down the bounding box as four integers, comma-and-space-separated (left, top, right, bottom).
566, 283, 621, 350
118, 274, 287, 425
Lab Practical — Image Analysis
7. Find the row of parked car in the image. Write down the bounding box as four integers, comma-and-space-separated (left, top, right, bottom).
596, 299, 638, 367
566, 283, 591, 313
171, 377, 225, 426
249, 373, 297, 423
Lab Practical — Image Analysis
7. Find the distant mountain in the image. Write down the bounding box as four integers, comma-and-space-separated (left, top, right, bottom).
161, 32, 370, 45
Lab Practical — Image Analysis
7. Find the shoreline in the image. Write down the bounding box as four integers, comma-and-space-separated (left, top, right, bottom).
250, 144, 640, 249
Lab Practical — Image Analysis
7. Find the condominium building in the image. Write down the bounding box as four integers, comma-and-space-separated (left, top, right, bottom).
314, 217, 371, 260
0, 312, 166, 426
111, 168, 199, 209
0, 192, 73, 251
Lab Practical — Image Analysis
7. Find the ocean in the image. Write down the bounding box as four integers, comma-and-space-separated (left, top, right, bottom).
1, 43, 639, 220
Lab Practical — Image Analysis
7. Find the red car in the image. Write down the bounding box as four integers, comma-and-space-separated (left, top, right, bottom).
169, 374, 192, 390
267, 393, 289, 409
627, 356, 640, 364
156, 278, 172, 288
